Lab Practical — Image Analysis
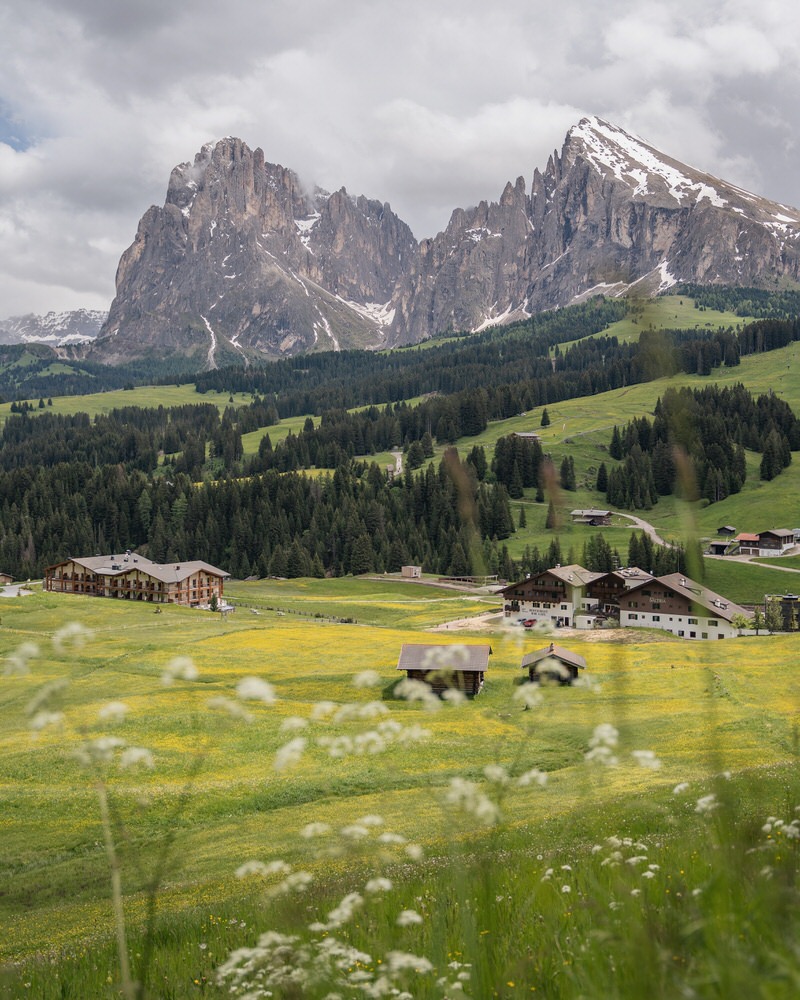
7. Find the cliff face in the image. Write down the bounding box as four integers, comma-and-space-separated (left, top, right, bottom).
387, 118, 800, 344
93, 119, 800, 364
96, 138, 416, 365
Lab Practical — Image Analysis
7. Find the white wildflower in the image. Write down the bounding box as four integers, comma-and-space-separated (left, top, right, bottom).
274, 737, 307, 772
631, 749, 662, 770
280, 716, 309, 733
365, 877, 393, 894
357, 814, 384, 827
378, 832, 407, 845
353, 670, 382, 688
52, 622, 93, 653
585, 724, 619, 766
5, 641, 40, 676
300, 822, 331, 839
517, 768, 548, 787
673, 782, 690, 795
98, 701, 130, 723
441, 687, 467, 706
561, 885, 571, 894
444, 777, 500, 825
119, 746, 154, 770
394, 678, 441, 711
641, 870, 656, 879
162, 656, 199, 685
386, 951, 434, 974
483, 764, 510, 785
396, 909, 423, 927
310, 700, 338, 720
236, 676, 276, 704
405, 844, 423, 861
340, 824, 370, 840
513, 683, 543, 709
353, 730, 387, 754
28, 710, 64, 732
695, 794, 718, 815
333, 701, 389, 722
207, 696, 253, 723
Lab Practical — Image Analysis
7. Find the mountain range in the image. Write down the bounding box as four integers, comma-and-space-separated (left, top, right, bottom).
0, 309, 106, 347
21, 117, 800, 366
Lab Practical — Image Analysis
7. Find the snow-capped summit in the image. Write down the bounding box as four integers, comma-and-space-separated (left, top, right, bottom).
0, 309, 107, 347
89, 121, 800, 363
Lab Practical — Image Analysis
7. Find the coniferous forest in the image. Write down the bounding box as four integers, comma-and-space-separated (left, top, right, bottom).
2, 290, 800, 580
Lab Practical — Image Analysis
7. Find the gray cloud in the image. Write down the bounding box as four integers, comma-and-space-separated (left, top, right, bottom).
1, 0, 799, 316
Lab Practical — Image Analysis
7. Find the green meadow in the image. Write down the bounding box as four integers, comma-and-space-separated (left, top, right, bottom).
2, 581, 800, 997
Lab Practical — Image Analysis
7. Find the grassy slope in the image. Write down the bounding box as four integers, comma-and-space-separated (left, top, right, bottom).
1, 584, 799, 973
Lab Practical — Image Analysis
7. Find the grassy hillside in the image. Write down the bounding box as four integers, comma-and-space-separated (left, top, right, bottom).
1, 584, 799, 997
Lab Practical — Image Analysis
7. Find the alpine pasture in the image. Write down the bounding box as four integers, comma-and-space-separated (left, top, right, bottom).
2, 577, 799, 998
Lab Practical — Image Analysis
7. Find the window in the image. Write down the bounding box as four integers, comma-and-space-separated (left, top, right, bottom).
629, 613, 638, 621
652, 602, 661, 610
708, 620, 718, 627
688, 618, 698, 625
652, 615, 660, 622
702, 632, 708, 639
560, 604, 568, 611
690, 631, 696, 638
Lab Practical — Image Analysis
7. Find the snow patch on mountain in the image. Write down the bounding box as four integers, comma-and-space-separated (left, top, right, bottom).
571, 117, 727, 207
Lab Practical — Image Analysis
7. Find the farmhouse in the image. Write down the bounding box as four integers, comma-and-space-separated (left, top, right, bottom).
616, 573, 747, 639
44, 553, 229, 608
396, 642, 492, 696
522, 642, 586, 685
570, 509, 612, 526
500, 564, 603, 628
735, 532, 760, 556
757, 529, 795, 555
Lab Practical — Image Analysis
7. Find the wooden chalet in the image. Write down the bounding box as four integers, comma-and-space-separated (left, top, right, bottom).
585, 567, 654, 616
616, 573, 747, 639
396, 643, 492, 697
757, 529, 795, 555
735, 532, 760, 556
717, 525, 736, 536
44, 553, 229, 608
500, 564, 603, 627
522, 642, 586, 685
570, 509, 612, 526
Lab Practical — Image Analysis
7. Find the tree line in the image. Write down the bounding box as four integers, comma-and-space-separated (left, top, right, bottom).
0, 453, 519, 582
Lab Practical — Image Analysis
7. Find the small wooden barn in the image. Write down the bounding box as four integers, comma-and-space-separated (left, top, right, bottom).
396, 643, 492, 696
521, 642, 586, 685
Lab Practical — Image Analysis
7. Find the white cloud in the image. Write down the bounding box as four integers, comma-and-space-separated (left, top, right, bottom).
0, 0, 798, 315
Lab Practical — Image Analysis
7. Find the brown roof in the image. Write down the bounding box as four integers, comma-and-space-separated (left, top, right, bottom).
397, 643, 492, 673
48, 554, 229, 583
624, 573, 747, 624
521, 642, 586, 672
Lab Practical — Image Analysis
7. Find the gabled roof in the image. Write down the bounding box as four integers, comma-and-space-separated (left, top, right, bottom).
758, 528, 794, 539
623, 573, 747, 623
570, 509, 611, 517
735, 533, 759, 542
589, 567, 654, 587
521, 642, 586, 671
47, 554, 229, 582
500, 564, 603, 597
547, 564, 604, 587
397, 643, 492, 673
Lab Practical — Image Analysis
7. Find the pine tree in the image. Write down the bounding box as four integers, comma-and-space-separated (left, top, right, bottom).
540, 408, 551, 427
596, 462, 608, 493
518, 505, 527, 529
545, 500, 557, 530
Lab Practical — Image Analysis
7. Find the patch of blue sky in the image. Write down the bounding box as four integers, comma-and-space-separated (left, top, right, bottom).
0, 104, 34, 151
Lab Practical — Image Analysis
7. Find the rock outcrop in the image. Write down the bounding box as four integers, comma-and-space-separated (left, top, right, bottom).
92, 119, 800, 364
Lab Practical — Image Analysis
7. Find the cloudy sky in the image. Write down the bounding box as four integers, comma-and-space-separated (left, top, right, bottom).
1, 0, 798, 317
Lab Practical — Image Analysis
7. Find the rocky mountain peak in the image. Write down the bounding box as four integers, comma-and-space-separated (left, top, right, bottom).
92, 122, 800, 365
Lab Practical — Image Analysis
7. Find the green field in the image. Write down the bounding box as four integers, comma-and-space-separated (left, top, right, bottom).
2, 583, 800, 997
